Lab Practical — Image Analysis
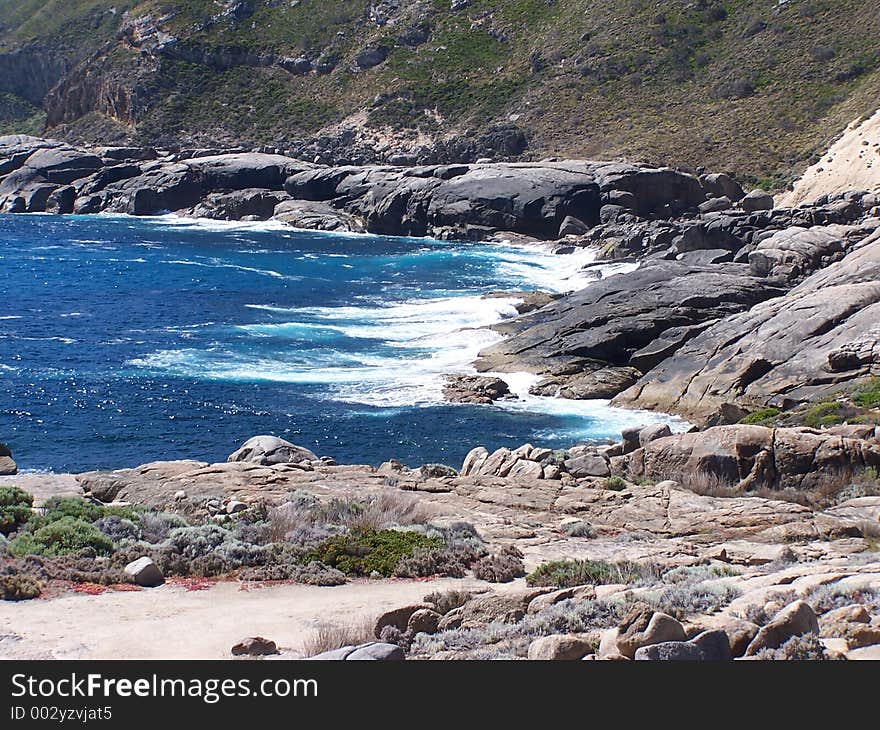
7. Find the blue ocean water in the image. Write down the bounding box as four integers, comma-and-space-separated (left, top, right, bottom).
0, 214, 675, 473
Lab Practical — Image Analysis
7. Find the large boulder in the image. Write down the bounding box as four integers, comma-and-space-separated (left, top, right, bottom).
228, 436, 318, 465
443, 374, 512, 404
615, 605, 687, 658
624, 425, 880, 491
741, 189, 774, 212
744, 600, 819, 656
634, 629, 731, 661
231, 637, 279, 656
528, 634, 596, 660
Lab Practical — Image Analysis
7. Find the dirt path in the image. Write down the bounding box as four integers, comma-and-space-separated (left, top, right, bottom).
0, 577, 496, 660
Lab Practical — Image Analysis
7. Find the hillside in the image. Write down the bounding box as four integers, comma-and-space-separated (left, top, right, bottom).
0, 0, 879, 187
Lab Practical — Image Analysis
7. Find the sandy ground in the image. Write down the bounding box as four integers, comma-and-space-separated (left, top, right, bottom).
778, 107, 880, 207
0, 577, 500, 660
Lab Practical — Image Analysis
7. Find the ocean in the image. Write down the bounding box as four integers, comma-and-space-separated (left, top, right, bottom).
0, 213, 678, 472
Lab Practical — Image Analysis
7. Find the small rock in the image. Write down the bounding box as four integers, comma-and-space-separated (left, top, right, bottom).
407, 608, 443, 635
528, 634, 596, 660
231, 637, 279, 656
638, 423, 672, 446
123, 557, 164, 588
418, 463, 458, 479
226, 500, 248, 514
558, 215, 590, 237
173, 490, 187, 501
698, 196, 732, 214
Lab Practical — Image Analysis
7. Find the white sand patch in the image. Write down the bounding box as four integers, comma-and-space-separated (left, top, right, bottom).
778, 108, 880, 207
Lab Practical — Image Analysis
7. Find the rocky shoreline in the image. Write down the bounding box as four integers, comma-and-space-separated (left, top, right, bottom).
1, 431, 878, 660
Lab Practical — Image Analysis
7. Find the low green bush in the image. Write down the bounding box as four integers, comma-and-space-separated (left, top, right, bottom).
604, 476, 627, 491
803, 401, 845, 428
0, 574, 43, 601
0, 486, 33, 535
526, 559, 646, 588
306, 529, 443, 577
9, 517, 114, 557
853, 377, 880, 409
740, 407, 782, 425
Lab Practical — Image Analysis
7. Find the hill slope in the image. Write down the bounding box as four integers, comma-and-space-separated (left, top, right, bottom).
0, 0, 879, 186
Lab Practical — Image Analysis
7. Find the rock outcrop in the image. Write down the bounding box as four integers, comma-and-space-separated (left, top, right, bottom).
616, 227, 880, 422
0, 136, 726, 240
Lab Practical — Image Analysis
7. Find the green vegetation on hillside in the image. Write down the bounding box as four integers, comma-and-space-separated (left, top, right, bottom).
0, 0, 878, 183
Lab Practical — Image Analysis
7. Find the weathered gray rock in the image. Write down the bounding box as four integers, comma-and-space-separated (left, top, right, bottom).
616, 228, 880, 421
123, 557, 164, 588
345, 642, 405, 661
745, 600, 819, 656
228, 436, 318, 465
741, 189, 774, 212
476, 261, 785, 380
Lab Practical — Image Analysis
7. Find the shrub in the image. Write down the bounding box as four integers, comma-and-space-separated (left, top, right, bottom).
526, 559, 647, 588
38, 553, 129, 585
853, 377, 880, 409
301, 618, 374, 657
139, 512, 187, 544
561, 521, 595, 538
306, 529, 443, 577
604, 476, 627, 491
41, 496, 105, 523
740, 407, 782, 426
678, 470, 738, 497
423, 589, 474, 615
644, 582, 741, 619
803, 401, 844, 429
165, 524, 231, 558
9, 517, 114, 557
435, 522, 488, 563
753, 633, 833, 660
394, 546, 468, 578
94, 515, 142, 542
472, 547, 526, 583
0, 486, 33, 535
292, 561, 346, 586
0, 574, 43, 601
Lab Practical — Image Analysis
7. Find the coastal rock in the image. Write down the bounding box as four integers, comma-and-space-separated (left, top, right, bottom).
700, 172, 745, 202
615, 605, 687, 658
374, 604, 432, 637
0, 443, 17, 475
529, 366, 642, 399
616, 227, 880, 421
745, 600, 819, 656
527, 634, 596, 660
622, 425, 880, 491
123, 557, 164, 588
228, 436, 318, 466
476, 261, 784, 380
741, 189, 774, 212
633, 629, 731, 661
442, 375, 512, 404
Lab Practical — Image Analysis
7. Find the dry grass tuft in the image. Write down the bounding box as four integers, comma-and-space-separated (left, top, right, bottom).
301, 616, 375, 657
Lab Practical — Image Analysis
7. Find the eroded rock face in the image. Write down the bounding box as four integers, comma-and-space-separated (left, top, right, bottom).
616, 228, 880, 422
475, 261, 785, 384
0, 443, 17, 476
620, 424, 880, 491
